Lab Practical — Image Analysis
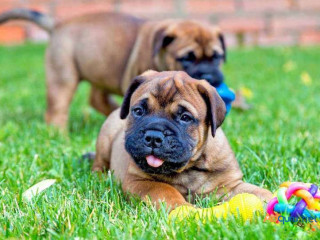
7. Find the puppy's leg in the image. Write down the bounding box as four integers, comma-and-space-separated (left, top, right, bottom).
92, 120, 112, 172
230, 181, 273, 202
45, 53, 79, 129
92, 142, 110, 172
92, 109, 124, 171
89, 88, 118, 116
123, 178, 190, 210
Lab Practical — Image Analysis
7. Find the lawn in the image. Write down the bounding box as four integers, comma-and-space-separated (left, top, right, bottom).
0, 43, 319, 239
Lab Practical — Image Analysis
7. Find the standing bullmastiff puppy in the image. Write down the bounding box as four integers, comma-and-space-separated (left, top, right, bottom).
93, 70, 272, 210
0, 9, 227, 129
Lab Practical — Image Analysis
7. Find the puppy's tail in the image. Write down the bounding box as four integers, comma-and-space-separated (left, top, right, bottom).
0, 8, 55, 33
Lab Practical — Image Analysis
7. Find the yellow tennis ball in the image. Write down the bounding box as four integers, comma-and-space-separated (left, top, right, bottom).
228, 193, 264, 221
169, 205, 198, 222
168, 193, 264, 223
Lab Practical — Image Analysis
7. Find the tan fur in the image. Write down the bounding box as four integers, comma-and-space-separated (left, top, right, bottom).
6, 11, 224, 129
93, 71, 272, 210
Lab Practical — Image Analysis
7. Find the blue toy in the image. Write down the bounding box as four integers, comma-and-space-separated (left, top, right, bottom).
215, 82, 235, 114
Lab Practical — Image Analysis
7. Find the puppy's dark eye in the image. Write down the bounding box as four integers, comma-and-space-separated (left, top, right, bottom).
212, 51, 222, 60
185, 52, 196, 62
132, 107, 144, 117
180, 113, 193, 123
177, 51, 196, 63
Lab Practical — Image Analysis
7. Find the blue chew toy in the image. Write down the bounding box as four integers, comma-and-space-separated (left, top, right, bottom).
215, 82, 235, 114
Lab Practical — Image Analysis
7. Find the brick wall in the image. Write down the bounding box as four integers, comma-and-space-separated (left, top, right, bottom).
1, 0, 320, 46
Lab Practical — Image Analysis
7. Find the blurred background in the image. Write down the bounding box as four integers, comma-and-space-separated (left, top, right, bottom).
1, 0, 320, 47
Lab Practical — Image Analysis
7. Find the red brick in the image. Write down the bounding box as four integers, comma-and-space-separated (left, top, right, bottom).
300, 30, 320, 45
55, 2, 114, 20
242, 0, 290, 12
0, 26, 26, 44
218, 17, 265, 33
0, 0, 21, 8
119, 0, 174, 15
257, 32, 296, 46
24, 4, 49, 13
0, 0, 49, 10
0, 1, 23, 16
0, 7, 11, 14
28, 0, 54, 4
182, 15, 211, 24
0, 6, 14, 14
271, 16, 320, 33
297, 0, 320, 10
186, 0, 235, 14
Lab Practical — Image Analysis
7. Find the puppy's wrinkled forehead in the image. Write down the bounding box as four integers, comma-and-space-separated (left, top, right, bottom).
131, 71, 207, 118
167, 21, 223, 58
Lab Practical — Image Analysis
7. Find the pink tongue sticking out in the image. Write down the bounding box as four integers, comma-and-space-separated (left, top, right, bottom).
146, 155, 164, 168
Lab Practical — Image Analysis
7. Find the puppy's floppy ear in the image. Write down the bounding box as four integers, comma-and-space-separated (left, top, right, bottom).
218, 33, 227, 63
120, 76, 146, 119
197, 82, 226, 137
153, 28, 175, 57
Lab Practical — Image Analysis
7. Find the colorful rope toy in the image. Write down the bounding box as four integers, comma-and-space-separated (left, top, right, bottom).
267, 182, 320, 218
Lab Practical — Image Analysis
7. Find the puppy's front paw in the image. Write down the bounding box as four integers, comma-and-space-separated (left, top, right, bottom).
92, 157, 109, 172
91, 162, 108, 172
92, 166, 104, 172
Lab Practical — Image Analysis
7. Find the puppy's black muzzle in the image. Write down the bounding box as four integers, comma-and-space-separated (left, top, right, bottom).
140, 118, 178, 155
179, 57, 224, 87
187, 62, 224, 87
125, 116, 194, 175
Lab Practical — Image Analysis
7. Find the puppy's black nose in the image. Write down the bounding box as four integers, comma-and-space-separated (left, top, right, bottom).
200, 71, 224, 87
144, 130, 164, 148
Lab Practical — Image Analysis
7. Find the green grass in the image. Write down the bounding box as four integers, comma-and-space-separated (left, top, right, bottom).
0, 43, 320, 239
